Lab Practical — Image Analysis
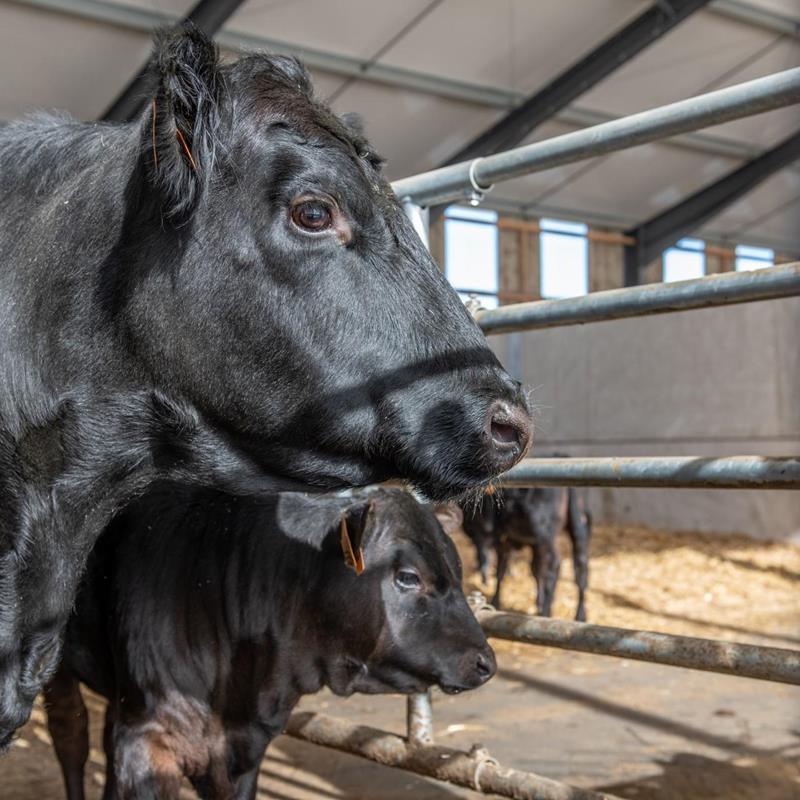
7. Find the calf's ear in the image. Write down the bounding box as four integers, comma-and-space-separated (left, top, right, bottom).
433, 502, 463, 536
146, 23, 221, 220
339, 501, 375, 576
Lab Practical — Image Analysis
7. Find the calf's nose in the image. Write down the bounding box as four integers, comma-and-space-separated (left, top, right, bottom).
485, 399, 532, 471
475, 647, 496, 684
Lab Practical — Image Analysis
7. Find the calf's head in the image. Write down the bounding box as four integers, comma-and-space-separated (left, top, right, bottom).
117, 26, 530, 501
318, 490, 495, 695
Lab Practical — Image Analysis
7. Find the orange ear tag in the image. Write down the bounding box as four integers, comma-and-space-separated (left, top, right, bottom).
485, 485, 497, 496
340, 518, 365, 576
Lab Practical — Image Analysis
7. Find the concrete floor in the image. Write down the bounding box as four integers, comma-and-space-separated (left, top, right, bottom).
3, 644, 799, 799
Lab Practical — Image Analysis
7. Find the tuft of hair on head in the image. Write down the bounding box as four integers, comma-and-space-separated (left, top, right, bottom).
145, 22, 222, 221
266, 54, 314, 97
339, 112, 365, 138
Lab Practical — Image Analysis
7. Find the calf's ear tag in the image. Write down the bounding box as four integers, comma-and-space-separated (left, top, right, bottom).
340, 518, 365, 576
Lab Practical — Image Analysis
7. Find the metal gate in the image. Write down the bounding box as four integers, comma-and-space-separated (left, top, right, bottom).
286, 66, 800, 800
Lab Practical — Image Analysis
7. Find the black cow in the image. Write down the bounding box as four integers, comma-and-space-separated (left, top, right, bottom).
0, 26, 531, 741
43, 487, 495, 799
461, 487, 591, 621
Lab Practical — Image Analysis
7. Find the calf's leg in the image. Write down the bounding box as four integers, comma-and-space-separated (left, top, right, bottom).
531, 538, 561, 617
567, 492, 591, 622
490, 538, 511, 610
44, 666, 89, 800
233, 764, 261, 800
102, 705, 119, 800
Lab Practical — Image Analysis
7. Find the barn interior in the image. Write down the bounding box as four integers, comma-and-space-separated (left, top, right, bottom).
0, 1, 798, 798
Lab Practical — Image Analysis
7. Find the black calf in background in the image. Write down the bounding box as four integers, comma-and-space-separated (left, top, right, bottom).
461, 487, 592, 621
0, 26, 531, 741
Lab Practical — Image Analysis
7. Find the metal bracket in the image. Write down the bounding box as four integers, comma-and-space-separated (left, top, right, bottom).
467, 158, 494, 206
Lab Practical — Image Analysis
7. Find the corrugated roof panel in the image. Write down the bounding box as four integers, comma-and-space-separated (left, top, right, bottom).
378, 0, 649, 94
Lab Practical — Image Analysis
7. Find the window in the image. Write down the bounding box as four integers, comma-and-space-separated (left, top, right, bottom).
663, 238, 705, 283
444, 206, 499, 308
539, 218, 588, 299
735, 244, 774, 272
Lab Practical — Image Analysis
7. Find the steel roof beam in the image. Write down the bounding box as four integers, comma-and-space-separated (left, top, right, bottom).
433, 0, 713, 171
624, 128, 800, 283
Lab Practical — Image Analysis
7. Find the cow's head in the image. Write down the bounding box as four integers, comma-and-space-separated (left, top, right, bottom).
319, 490, 495, 695
117, 25, 531, 502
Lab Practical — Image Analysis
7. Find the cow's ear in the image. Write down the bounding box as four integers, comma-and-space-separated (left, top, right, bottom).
339, 501, 374, 576
146, 23, 221, 220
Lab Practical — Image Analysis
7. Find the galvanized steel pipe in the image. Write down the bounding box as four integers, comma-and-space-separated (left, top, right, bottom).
478, 611, 800, 685
285, 711, 622, 800
392, 67, 800, 206
501, 456, 800, 489
475, 263, 800, 334
407, 690, 434, 746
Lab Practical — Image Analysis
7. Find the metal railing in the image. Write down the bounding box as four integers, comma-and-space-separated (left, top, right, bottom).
286, 709, 621, 800
288, 66, 800, 800
502, 455, 800, 489
479, 609, 800, 685
391, 67, 800, 207
473, 263, 800, 333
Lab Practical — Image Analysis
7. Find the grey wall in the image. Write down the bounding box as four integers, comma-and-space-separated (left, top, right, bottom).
490, 296, 800, 541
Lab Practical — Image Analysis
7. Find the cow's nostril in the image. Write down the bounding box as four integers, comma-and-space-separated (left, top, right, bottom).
487, 401, 531, 463
491, 420, 519, 446
475, 651, 495, 682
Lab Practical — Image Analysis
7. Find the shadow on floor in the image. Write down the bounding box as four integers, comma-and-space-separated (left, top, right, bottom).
599, 751, 800, 800
497, 667, 767, 756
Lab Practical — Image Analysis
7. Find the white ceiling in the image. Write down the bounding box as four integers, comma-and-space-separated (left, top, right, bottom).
1, 0, 798, 253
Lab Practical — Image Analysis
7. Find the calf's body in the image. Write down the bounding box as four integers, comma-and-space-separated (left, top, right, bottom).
46, 487, 495, 799
0, 26, 531, 740
462, 486, 591, 620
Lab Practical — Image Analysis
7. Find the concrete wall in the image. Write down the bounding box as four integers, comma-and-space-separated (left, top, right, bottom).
491, 298, 800, 541
489, 216, 800, 541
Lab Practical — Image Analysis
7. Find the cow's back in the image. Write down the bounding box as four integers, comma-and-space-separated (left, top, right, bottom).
0, 116, 134, 381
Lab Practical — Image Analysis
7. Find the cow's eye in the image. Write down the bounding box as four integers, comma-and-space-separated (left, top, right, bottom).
394, 570, 421, 590
291, 200, 333, 232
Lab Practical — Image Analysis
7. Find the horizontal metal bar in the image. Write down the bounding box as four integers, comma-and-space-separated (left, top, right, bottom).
710, 0, 800, 36
392, 68, 800, 206
501, 457, 800, 489
286, 711, 621, 800
478, 611, 800, 685
475, 263, 800, 334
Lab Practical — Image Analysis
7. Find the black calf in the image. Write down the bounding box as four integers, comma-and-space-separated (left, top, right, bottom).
461, 487, 592, 621
45, 487, 495, 799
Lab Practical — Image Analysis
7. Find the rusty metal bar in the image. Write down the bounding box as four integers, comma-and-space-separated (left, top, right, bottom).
285, 711, 621, 800
501, 456, 800, 489
474, 263, 800, 334
478, 611, 800, 685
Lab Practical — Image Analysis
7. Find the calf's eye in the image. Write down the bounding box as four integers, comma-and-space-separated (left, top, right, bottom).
394, 570, 421, 590
291, 200, 333, 232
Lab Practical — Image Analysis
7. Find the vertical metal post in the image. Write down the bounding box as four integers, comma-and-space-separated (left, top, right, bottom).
402, 198, 431, 248
406, 689, 434, 746
402, 197, 436, 748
